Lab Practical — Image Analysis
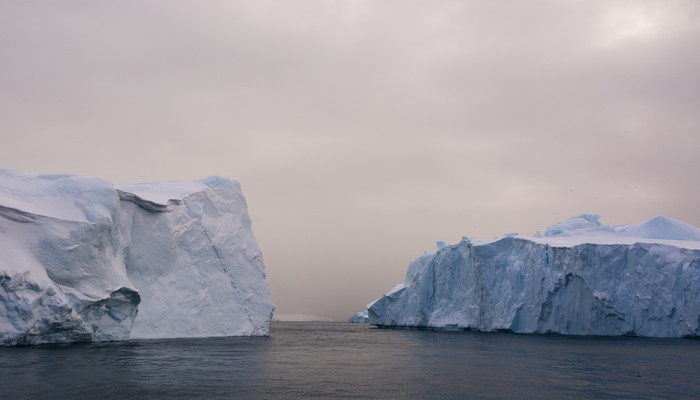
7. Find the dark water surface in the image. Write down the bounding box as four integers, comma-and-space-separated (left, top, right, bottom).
2, 321, 700, 399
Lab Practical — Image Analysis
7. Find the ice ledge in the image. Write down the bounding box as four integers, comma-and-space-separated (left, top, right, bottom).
116, 179, 210, 212
116, 190, 182, 212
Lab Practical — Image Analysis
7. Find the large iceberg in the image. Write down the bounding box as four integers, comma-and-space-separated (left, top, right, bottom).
368, 215, 700, 338
0, 170, 273, 346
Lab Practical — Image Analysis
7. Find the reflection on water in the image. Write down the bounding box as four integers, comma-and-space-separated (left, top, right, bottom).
2, 322, 700, 399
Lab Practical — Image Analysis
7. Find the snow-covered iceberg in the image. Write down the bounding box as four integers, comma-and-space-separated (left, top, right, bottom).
0, 170, 273, 346
368, 215, 700, 338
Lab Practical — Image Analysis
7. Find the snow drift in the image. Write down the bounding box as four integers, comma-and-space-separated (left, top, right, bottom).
368, 215, 700, 338
0, 170, 273, 346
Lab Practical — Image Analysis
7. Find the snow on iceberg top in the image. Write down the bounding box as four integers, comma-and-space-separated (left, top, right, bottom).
531, 214, 700, 250
0, 169, 116, 223
117, 180, 207, 212
117, 176, 238, 212
458, 214, 700, 251
0, 170, 240, 220
117, 180, 207, 204
543, 214, 700, 241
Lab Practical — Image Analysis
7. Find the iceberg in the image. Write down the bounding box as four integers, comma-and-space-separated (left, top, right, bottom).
0, 170, 273, 346
347, 310, 369, 323
368, 215, 700, 338
272, 314, 334, 322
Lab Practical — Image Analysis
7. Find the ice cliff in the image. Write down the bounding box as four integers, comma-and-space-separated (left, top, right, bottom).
368, 215, 700, 338
0, 170, 273, 346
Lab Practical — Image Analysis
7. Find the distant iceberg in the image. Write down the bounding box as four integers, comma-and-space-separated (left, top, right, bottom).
368, 215, 700, 338
273, 314, 334, 322
0, 170, 274, 346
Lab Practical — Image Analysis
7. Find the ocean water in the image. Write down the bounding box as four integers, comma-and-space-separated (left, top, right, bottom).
2, 321, 700, 399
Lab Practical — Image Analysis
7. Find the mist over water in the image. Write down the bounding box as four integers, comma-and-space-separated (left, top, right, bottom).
2, 322, 700, 399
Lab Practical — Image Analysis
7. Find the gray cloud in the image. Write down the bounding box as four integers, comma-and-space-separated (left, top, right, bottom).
1, 0, 699, 320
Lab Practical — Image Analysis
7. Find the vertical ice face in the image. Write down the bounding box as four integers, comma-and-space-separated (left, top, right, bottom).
0, 170, 274, 346
369, 216, 700, 338
117, 177, 274, 338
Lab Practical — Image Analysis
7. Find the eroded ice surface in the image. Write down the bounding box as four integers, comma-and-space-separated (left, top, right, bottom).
368, 215, 700, 338
0, 170, 273, 345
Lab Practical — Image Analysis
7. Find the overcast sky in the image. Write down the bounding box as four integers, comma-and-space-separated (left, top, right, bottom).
2, 0, 699, 321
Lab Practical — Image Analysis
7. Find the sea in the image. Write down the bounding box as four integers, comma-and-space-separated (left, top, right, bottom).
2, 321, 700, 399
